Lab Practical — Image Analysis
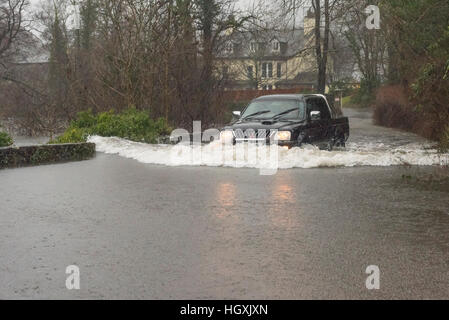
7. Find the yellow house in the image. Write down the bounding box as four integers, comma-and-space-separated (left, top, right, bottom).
216, 12, 327, 91
215, 9, 336, 92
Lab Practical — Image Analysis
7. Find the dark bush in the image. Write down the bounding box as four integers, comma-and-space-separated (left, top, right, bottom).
373, 85, 440, 141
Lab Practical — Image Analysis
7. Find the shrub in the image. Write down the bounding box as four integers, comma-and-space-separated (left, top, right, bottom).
51, 108, 172, 144
0, 129, 13, 147
350, 79, 380, 107
51, 127, 90, 144
374, 85, 441, 141
71, 110, 98, 129
439, 126, 449, 153
373, 85, 412, 128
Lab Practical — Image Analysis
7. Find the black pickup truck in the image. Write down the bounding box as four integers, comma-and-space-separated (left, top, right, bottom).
220, 94, 349, 150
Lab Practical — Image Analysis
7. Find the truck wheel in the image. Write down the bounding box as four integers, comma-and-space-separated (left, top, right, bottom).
326, 140, 334, 151
297, 133, 306, 147
336, 134, 346, 148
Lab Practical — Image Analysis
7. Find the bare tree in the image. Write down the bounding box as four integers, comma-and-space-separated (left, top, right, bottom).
0, 0, 29, 64
279, 0, 343, 93
2, 0, 251, 134
306, 0, 343, 93
341, 0, 386, 93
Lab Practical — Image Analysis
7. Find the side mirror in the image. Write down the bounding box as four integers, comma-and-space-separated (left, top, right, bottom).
310, 111, 321, 121
232, 111, 241, 117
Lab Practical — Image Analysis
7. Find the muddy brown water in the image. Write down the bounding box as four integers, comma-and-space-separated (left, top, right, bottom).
0, 109, 448, 299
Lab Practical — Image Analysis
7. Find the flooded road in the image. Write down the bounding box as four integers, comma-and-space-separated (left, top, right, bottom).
89, 108, 446, 168
1, 109, 448, 299
11, 136, 50, 147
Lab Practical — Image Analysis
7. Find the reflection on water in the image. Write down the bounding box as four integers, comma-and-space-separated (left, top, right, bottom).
269, 175, 301, 230
213, 178, 302, 230
12, 136, 50, 146
272, 183, 295, 203
215, 182, 238, 221
1, 151, 449, 299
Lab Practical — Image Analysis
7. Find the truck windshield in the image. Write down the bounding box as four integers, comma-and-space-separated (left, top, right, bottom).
241, 99, 306, 120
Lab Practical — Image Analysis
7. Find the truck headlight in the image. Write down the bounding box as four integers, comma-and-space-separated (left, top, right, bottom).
275, 131, 291, 141
220, 130, 234, 144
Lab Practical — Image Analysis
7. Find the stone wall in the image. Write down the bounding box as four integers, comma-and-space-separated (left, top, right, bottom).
0, 143, 95, 169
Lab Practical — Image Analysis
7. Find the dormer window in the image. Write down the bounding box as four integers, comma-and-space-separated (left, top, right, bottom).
273, 40, 280, 52
250, 42, 257, 52
225, 42, 234, 54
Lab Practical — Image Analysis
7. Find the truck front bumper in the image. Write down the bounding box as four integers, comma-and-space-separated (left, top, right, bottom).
234, 139, 296, 149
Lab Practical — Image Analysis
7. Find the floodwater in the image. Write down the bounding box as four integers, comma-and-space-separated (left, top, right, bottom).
10, 136, 50, 147
89, 109, 447, 168
0, 109, 448, 299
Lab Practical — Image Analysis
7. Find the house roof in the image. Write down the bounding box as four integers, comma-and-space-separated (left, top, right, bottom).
217, 29, 305, 59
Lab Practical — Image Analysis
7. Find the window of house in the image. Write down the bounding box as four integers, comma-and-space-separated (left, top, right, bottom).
277, 63, 282, 78
262, 62, 273, 78
250, 42, 257, 52
226, 42, 233, 54
247, 66, 254, 79
273, 41, 280, 51
223, 66, 229, 77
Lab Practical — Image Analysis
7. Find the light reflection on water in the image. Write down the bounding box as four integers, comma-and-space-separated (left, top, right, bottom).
212, 177, 302, 231
269, 175, 301, 230
1, 151, 449, 298
215, 182, 238, 221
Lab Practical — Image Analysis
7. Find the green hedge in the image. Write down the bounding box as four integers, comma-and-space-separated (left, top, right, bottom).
0, 129, 13, 147
51, 108, 172, 144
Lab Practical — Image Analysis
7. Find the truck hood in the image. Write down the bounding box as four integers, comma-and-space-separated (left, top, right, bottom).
223, 119, 306, 131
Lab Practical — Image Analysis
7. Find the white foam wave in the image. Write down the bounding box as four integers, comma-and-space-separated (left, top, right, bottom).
88, 135, 448, 169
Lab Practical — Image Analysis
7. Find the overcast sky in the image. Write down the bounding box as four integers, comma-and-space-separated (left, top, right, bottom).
27, 0, 305, 30
27, 0, 274, 26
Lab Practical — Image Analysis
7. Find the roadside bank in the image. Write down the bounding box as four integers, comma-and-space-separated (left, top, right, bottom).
0, 143, 95, 169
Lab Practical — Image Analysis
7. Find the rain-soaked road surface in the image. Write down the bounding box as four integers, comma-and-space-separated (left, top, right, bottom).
0, 109, 448, 299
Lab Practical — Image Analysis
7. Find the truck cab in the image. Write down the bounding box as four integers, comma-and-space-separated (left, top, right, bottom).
221, 94, 349, 150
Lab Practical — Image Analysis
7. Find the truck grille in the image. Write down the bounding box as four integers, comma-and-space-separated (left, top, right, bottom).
234, 129, 276, 141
